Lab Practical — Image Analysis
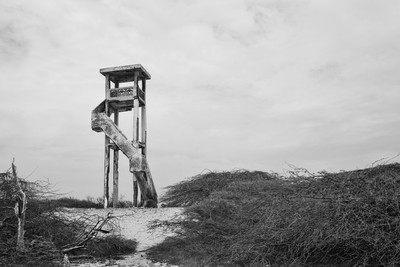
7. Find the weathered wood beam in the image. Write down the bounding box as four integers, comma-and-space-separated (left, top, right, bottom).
112, 108, 119, 208
104, 139, 110, 209
133, 176, 138, 207
141, 78, 147, 156
134, 170, 157, 208
103, 75, 111, 208
133, 71, 140, 144
93, 110, 139, 155
132, 70, 141, 207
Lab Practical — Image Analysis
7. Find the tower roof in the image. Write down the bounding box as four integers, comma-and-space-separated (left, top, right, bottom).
100, 64, 151, 83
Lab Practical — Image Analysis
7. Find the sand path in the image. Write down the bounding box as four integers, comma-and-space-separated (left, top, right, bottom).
69, 207, 184, 267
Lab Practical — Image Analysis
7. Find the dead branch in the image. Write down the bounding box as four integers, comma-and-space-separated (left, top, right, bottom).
61, 212, 114, 254
0, 216, 13, 229
12, 159, 27, 252
61, 245, 85, 254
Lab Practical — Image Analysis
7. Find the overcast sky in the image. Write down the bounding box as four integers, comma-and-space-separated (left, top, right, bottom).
1, 0, 399, 199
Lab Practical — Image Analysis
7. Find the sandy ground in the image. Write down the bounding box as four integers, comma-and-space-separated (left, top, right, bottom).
66, 207, 184, 267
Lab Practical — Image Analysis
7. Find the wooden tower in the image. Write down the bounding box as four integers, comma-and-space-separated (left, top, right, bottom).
91, 64, 158, 208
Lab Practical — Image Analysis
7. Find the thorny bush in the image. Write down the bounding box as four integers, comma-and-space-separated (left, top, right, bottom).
148, 164, 400, 266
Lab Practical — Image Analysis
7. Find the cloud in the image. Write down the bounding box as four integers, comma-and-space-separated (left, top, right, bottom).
0, 0, 399, 198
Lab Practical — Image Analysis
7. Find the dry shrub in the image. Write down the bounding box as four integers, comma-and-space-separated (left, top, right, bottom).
148, 163, 400, 266
0, 170, 67, 264
49, 197, 103, 209
86, 236, 138, 258
161, 170, 278, 207
0, 166, 137, 265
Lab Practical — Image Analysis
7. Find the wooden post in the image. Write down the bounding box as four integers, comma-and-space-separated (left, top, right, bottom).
138, 78, 147, 207
140, 78, 147, 207
104, 140, 110, 209
141, 78, 147, 156
103, 75, 111, 208
132, 71, 140, 207
133, 178, 138, 207
133, 71, 140, 144
112, 108, 119, 208
111, 81, 119, 208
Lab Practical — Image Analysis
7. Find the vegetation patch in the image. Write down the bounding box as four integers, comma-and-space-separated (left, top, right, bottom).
46, 197, 103, 209
0, 161, 137, 265
86, 236, 138, 258
148, 164, 400, 266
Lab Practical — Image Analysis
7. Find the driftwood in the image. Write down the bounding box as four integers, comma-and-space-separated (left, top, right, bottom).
12, 159, 27, 252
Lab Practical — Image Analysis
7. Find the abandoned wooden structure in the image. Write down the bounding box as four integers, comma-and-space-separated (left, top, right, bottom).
91, 64, 158, 208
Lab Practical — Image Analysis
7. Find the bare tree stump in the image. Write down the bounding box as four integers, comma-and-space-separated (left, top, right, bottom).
12, 160, 27, 252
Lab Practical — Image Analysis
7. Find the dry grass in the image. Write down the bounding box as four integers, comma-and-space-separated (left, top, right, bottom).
148, 163, 400, 266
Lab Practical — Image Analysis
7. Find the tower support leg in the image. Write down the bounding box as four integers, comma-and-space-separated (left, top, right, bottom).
112, 109, 119, 208
133, 176, 138, 207
104, 137, 110, 208
112, 148, 119, 208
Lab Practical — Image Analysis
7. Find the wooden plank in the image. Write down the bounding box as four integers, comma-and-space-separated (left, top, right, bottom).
100, 64, 144, 73
108, 95, 136, 102
109, 100, 134, 113
112, 109, 119, 208
93, 111, 140, 158
108, 86, 137, 99
100, 64, 151, 80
